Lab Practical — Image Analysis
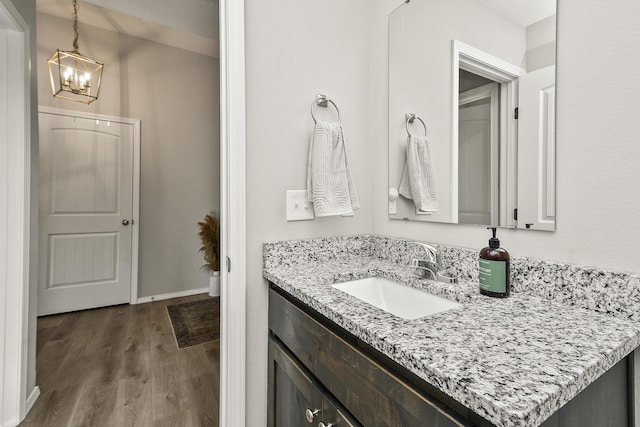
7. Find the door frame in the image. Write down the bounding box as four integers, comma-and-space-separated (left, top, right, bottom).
37, 107, 142, 305
451, 40, 525, 225
2, 0, 246, 424
219, 0, 247, 425
0, 0, 32, 424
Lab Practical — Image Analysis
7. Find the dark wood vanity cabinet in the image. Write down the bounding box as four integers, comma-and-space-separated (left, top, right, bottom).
268, 286, 473, 427
268, 285, 634, 427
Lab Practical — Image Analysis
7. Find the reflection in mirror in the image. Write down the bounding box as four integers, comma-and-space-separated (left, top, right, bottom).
388, 0, 557, 231
458, 78, 499, 226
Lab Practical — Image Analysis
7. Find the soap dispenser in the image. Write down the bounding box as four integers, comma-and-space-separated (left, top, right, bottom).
479, 227, 510, 298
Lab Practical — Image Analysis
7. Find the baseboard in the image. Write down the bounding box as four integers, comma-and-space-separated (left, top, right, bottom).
136, 288, 208, 304
24, 386, 40, 418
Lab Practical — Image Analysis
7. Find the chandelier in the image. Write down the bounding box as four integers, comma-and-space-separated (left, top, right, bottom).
47, 0, 103, 104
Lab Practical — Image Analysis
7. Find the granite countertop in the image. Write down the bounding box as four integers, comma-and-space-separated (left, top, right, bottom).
263, 256, 640, 427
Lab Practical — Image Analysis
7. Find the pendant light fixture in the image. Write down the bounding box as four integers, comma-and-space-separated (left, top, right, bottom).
47, 0, 103, 104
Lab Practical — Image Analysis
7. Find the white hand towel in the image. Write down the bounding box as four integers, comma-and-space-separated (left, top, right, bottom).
399, 135, 438, 213
307, 122, 360, 217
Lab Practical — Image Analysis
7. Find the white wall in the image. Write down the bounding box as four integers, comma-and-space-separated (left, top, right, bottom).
244, 0, 640, 424
372, 0, 640, 275
36, 14, 220, 298
526, 15, 556, 72
84, 0, 218, 40
244, 0, 373, 424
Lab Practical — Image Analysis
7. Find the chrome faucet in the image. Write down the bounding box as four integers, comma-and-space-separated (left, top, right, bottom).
408, 241, 439, 280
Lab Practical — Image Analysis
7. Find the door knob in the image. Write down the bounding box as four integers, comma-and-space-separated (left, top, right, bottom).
121, 219, 130, 226
305, 408, 320, 423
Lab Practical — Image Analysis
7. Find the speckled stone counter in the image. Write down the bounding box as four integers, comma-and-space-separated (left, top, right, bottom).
263, 235, 640, 427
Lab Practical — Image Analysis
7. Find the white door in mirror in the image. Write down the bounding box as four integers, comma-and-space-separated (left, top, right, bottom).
517, 65, 556, 231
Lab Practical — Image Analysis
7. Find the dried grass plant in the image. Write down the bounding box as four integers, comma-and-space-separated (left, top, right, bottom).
198, 211, 220, 272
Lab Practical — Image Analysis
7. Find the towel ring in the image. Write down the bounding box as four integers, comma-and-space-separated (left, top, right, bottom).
405, 113, 427, 137
311, 94, 340, 123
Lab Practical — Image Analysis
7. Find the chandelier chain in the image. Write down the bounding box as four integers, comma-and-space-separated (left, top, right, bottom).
72, 0, 79, 52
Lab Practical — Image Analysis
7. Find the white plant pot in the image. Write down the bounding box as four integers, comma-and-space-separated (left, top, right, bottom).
209, 271, 220, 297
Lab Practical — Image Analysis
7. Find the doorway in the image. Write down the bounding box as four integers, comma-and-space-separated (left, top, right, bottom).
2, 0, 247, 425
32, 1, 221, 419
33, 0, 222, 418
0, 0, 33, 424
451, 40, 524, 227
458, 79, 500, 225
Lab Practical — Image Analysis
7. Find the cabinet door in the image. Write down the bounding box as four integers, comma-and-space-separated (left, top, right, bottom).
268, 337, 324, 427
323, 396, 361, 427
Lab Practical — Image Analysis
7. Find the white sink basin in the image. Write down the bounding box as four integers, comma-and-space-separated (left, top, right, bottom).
332, 277, 461, 320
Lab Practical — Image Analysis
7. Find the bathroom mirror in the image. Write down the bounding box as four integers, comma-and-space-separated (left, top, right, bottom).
388, 0, 557, 231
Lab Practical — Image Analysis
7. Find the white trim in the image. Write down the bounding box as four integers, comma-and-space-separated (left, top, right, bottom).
219, 0, 246, 425
131, 120, 141, 303
451, 43, 460, 224
136, 287, 208, 304
0, 0, 31, 425
454, 40, 525, 83
24, 387, 40, 416
37, 107, 142, 306
503, 79, 519, 228
451, 40, 525, 226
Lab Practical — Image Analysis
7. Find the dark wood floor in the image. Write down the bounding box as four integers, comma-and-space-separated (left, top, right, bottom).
20, 294, 219, 427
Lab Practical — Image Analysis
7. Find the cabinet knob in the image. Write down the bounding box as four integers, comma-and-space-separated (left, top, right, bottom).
318, 423, 335, 427
305, 408, 320, 423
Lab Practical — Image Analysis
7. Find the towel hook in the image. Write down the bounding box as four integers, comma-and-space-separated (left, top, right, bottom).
311, 94, 340, 124
405, 113, 427, 137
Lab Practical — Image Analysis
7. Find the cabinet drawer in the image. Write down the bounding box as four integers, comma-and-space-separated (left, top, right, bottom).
269, 288, 471, 427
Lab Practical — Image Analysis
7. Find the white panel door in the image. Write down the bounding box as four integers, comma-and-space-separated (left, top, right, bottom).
517, 65, 556, 231
38, 112, 134, 315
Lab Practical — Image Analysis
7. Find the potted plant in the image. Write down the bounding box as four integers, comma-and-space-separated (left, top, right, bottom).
198, 210, 220, 296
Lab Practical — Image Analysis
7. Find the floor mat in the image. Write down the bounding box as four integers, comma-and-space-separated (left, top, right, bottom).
166, 297, 219, 349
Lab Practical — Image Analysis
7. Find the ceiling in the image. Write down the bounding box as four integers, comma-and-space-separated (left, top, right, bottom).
36, 0, 553, 57
36, 0, 219, 57
478, 0, 556, 27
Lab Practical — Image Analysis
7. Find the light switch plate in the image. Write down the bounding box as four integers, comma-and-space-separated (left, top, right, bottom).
286, 190, 314, 221
388, 187, 398, 215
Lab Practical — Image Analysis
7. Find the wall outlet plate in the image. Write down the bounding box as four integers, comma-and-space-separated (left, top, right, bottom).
286, 190, 314, 221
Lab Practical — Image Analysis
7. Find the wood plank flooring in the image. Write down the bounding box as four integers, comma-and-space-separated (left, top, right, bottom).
20, 294, 219, 427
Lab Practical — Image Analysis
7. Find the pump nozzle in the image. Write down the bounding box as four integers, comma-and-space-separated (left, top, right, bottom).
487, 227, 500, 249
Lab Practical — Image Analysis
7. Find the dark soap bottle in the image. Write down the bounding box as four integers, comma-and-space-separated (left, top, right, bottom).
478, 227, 510, 298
